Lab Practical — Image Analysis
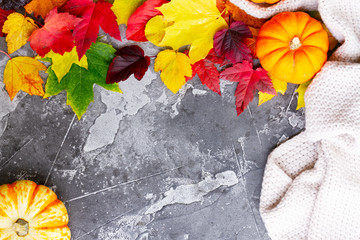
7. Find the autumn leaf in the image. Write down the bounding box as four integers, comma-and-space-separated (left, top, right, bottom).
0, 8, 14, 37
126, 0, 168, 42
44, 42, 122, 119
0, 0, 29, 11
2, 13, 38, 54
216, 0, 231, 24
62, 0, 121, 60
243, 27, 259, 57
112, 0, 146, 25
220, 61, 275, 115
144, 15, 172, 46
224, 0, 266, 28
3, 56, 47, 100
25, 0, 68, 19
29, 8, 81, 57
44, 47, 88, 82
258, 75, 287, 106
188, 49, 230, 95
154, 50, 192, 94
296, 80, 311, 110
214, 21, 253, 64
106, 45, 150, 84
146, 0, 228, 63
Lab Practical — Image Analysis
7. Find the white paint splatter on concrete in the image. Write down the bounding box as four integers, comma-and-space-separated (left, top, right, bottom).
288, 112, 305, 129
192, 89, 207, 96
145, 171, 238, 215
84, 69, 157, 152
97, 215, 151, 240
170, 84, 193, 119
0, 82, 25, 138
145, 193, 154, 200
156, 89, 168, 105
278, 134, 289, 145
58, 169, 77, 181
237, 137, 259, 175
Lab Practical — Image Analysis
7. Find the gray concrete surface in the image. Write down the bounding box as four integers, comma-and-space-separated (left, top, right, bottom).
0, 34, 304, 240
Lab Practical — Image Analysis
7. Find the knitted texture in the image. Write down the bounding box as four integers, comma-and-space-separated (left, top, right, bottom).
229, 0, 360, 239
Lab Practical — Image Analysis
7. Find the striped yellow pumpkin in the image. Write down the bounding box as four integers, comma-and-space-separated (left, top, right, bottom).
0, 180, 70, 240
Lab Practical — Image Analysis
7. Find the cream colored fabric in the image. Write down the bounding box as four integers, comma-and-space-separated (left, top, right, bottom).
229, 0, 360, 239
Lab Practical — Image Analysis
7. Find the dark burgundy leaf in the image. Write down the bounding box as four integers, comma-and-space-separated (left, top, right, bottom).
106, 45, 150, 84
214, 21, 253, 64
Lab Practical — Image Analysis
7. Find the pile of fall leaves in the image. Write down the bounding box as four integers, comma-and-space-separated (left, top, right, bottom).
0, 0, 336, 119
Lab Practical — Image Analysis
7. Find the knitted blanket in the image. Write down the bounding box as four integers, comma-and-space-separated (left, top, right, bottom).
229, 0, 360, 239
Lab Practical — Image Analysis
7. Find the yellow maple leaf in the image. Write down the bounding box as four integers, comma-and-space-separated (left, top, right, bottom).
2, 13, 38, 54
145, 16, 173, 46
258, 75, 287, 106
112, 0, 146, 25
147, 0, 228, 63
25, 0, 68, 19
296, 80, 311, 110
4, 57, 47, 100
45, 47, 88, 82
154, 50, 192, 94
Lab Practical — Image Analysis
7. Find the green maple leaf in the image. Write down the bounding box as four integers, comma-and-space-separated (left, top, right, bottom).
44, 42, 122, 119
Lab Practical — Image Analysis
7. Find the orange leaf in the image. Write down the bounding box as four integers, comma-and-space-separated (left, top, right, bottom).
224, 0, 266, 28
216, 0, 230, 24
25, 0, 68, 19
243, 27, 259, 57
3, 57, 46, 100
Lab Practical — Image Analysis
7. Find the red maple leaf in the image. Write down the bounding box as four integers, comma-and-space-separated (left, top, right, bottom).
186, 49, 231, 95
220, 61, 276, 115
106, 45, 150, 84
29, 8, 82, 57
126, 0, 168, 42
62, 0, 121, 59
214, 21, 253, 64
0, 8, 14, 37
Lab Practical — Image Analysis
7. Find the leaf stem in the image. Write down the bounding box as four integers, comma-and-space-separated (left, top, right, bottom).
24, 13, 43, 27
0, 50, 11, 59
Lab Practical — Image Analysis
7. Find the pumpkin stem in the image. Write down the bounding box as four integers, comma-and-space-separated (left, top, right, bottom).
290, 37, 302, 50
13, 219, 29, 237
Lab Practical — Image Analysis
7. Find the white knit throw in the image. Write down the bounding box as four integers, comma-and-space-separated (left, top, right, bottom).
229, 0, 360, 239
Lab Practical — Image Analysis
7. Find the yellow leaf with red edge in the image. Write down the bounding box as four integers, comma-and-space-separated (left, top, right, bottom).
147, 0, 227, 63
25, 0, 68, 19
296, 80, 311, 110
154, 50, 192, 93
2, 13, 38, 54
4, 56, 47, 100
258, 74, 287, 106
112, 0, 146, 25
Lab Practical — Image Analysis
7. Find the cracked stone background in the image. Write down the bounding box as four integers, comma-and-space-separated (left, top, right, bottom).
0, 29, 305, 240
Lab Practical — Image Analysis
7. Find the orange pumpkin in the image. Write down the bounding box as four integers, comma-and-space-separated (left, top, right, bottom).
251, 0, 281, 4
0, 180, 70, 240
256, 12, 329, 84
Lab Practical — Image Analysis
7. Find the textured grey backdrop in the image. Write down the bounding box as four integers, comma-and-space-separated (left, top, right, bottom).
0, 33, 304, 240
